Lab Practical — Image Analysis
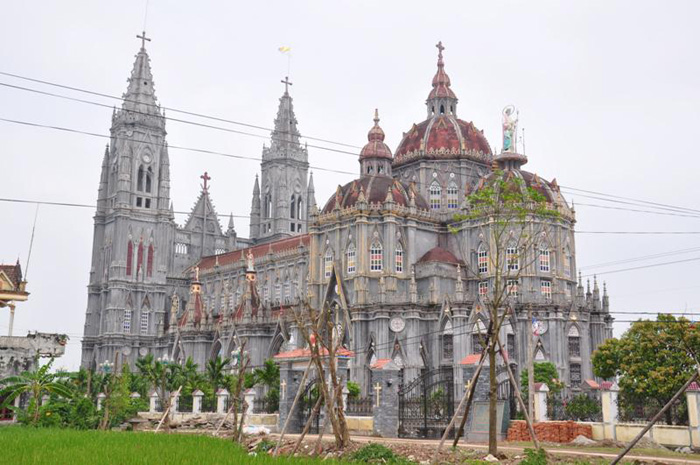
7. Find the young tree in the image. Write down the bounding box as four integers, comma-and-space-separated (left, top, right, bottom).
593, 314, 700, 424
0, 357, 73, 425
137, 354, 180, 432
451, 168, 558, 455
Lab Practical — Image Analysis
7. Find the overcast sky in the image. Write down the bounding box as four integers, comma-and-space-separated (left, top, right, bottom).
1, 1, 699, 371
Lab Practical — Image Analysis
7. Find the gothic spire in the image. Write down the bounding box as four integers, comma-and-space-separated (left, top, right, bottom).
120, 35, 161, 118
270, 79, 301, 151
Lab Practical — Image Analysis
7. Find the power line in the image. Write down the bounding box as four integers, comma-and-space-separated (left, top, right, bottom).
580, 256, 700, 277
562, 185, 700, 216
577, 231, 700, 235
579, 246, 700, 270
574, 202, 700, 219
0, 71, 362, 150
0, 117, 357, 177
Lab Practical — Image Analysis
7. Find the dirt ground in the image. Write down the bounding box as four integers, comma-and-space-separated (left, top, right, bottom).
239, 434, 698, 464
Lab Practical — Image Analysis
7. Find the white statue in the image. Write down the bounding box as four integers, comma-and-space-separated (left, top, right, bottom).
246, 250, 255, 272
502, 105, 518, 153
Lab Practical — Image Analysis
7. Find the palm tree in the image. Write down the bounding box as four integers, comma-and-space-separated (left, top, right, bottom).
0, 358, 73, 424
206, 356, 231, 389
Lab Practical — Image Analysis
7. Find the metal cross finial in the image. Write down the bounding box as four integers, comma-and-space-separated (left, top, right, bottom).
137, 31, 151, 49
200, 171, 211, 191
436, 41, 445, 59
281, 76, 293, 94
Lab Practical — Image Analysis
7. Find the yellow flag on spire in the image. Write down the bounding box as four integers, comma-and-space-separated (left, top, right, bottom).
278, 46, 291, 53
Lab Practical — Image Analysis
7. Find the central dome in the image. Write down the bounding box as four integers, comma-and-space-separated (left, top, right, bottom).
322, 176, 428, 213
393, 42, 492, 168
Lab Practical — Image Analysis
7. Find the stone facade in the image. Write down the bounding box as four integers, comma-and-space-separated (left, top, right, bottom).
81, 42, 613, 402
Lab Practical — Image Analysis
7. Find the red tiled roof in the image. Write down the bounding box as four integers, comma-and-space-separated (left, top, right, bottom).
199, 235, 310, 271
460, 354, 481, 365
418, 247, 462, 265
274, 347, 354, 360
360, 112, 392, 161
394, 116, 492, 166
322, 175, 428, 213
584, 379, 600, 390
370, 358, 392, 370
687, 382, 700, 392
600, 381, 614, 390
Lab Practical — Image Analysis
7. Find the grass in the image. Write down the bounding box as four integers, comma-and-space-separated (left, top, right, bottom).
0, 426, 340, 465
506, 440, 698, 461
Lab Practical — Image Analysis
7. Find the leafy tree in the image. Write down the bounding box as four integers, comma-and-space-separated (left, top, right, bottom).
520, 362, 563, 400
346, 381, 361, 399
0, 357, 73, 425
592, 314, 700, 424
206, 356, 231, 389
450, 169, 558, 455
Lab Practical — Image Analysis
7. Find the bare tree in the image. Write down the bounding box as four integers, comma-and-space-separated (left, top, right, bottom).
450, 168, 558, 455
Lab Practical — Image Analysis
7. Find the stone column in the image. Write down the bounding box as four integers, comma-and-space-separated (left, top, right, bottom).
342, 385, 349, 411
12, 395, 21, 421
534, 383, 549, 422
461, 361, 491, 441
192, 390, 204, 414
216, 389, 230, 414
371, 360, 400, 438
686, 383, 700, 447
245, 388, 255, 416
96, 393, 106, 411
278, 361, 305, 433
149, 391, 159, 413
601, 382, 619, 441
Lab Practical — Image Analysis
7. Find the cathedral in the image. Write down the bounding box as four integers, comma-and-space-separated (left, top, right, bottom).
81, 39, 613, 397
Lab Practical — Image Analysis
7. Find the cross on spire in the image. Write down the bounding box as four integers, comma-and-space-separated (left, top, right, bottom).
137, 31, 151, 49
281, 76, 293, 94
436, 41, 445, 59
200, 171, 211, 192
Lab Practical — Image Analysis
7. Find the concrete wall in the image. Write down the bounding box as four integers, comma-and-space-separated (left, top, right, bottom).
584, 421, 693, 448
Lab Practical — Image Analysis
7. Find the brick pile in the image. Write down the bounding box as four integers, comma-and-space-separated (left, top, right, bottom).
506, 420, 592, 443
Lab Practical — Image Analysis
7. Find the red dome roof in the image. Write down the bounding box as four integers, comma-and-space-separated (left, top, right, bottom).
418, 247, 463, 265
322, 176, 428, 213
359, 109, 392, 161
394, 116, 492, 167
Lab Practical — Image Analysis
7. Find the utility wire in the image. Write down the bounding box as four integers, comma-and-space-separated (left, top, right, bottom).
579, 246, 700, 270
0, 71, 362, 149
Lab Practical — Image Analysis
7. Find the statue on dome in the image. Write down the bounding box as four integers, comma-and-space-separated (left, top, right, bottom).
502, 105, 518, 153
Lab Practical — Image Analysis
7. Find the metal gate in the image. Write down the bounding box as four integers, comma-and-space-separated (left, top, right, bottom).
298, 380, 321, 434
398, 367, 455, 438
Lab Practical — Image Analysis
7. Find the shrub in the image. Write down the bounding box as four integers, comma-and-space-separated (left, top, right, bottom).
349, 443, 413, 464
346, 381, 361, 399
255, 438, 275, 454
565, 394, 601, 421
521, 448, 547, 465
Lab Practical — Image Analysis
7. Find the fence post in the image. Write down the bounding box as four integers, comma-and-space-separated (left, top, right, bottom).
172, 391, 180, 414
96, 392, 106, 411
244, 388, 255, 416
533, 383, 549, 422
601, 382, 619, 441
192, 389, 204, 414
686, 382, 700, 447
216, 388, 230, 414
342, 385, 349, 411
371, 359, 400, 438
149, 391, 159, 413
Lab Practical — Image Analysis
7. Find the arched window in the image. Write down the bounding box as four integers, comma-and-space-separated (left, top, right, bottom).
145, 167, 153, 193
123, 309, 132, 333
290, 194, 296, 219
570, 363, 581, 388
137, 166, 144, 192
263, 283, 270, 304
147, 244, 154, 277
446, 182, 459, 209
264, 193, 272, 219
506, 244, 519, 271
140, 310, 149, 334
297, 197, 302, 220
284, 281, 291, 303
477, 245, 488, 274
346, 244, 356, 274
274, 281, 281, 302
442, 320, 454, 361
539, 248, 550, 272
472, 321, 486, 354
568, 326, 581, 357
126, 241, 133, 276
429, 181, 442, 210
137, 241, 144, 276
370, 241, 383, 272
324, 249, 333, 279
395, 243, 404, 273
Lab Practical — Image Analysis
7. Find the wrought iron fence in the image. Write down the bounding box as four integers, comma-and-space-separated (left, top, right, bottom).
618, 396, 688, 426
253, 398, 278, 414
547, 392, 603, 422
346, 396, 373, 416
